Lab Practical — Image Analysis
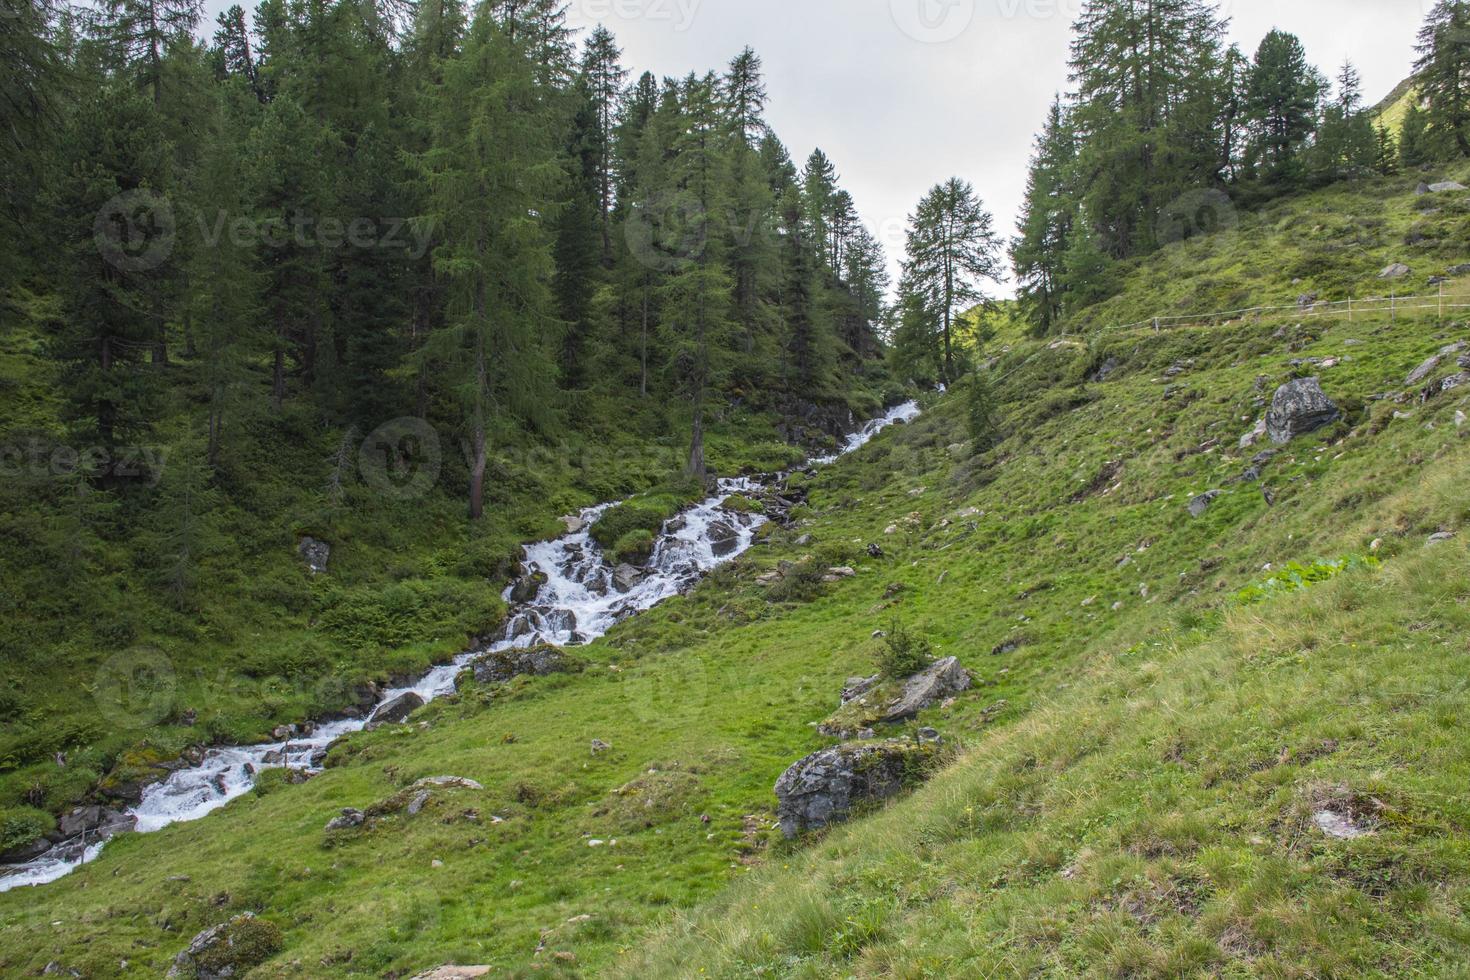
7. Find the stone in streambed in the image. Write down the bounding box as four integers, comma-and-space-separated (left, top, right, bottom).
366, 691, 425, 729
466, 645, 583, 686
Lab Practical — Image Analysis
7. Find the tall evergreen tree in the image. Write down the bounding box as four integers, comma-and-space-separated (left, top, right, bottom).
1242, 29, 1320, 186
1013, 96, 1076, 334
580, 25, 625, 264
420, 3, 562, 518
1415, 0, 1470, 158
93, 0, 203, 104
901, 178, 1002, 384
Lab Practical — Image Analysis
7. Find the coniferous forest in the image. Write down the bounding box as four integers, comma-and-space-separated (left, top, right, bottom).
6, 0, 1470, 975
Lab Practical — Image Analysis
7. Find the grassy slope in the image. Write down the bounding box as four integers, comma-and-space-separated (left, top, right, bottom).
1, 176, 1469, 976
1068, 162, 1470, 333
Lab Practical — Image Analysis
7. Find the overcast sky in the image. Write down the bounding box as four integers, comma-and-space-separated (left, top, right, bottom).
556, 0, 1428, 294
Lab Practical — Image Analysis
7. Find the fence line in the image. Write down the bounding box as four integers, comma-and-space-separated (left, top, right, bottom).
1104, 283, 1470, 335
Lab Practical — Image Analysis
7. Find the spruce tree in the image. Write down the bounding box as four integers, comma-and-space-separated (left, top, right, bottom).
1415, 0, 1470, 158
1012, 96, 1076, 334
580, 25, 625, 263
1242, 29, 1320, 186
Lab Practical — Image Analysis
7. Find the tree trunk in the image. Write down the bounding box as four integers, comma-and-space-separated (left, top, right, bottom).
272, 345, 285, 410
687, 387, 705, 482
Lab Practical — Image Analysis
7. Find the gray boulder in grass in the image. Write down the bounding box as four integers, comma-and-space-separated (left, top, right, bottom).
167, 913, 283, 979
1267, 378, 1340, 444
774, 739, 940, 838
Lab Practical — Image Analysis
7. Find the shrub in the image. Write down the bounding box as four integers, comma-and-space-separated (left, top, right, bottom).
766, 560, 828, 604
876, 622, 934, 680
590, 498, 680, 550
0, 805, 54, 853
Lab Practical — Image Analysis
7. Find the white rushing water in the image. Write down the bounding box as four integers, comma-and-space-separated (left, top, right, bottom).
0, 402, 920, 892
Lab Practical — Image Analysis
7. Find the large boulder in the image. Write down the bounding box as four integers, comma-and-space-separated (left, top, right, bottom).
774, 739, 941, 838
611, 564, 644, 593
1429, 181, 1468, 193
1267, 378, 1340, 444
1188, 490, 1223, 518
366, 691, 425, 727
166, 912, 283, 979
508, 570, 548, 605
468, 645, 581, 685
1378, 262, 1411, 280
50, 805, 136, 843
880, 657, 973, 723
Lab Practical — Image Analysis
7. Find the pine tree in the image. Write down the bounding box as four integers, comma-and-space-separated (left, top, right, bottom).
722, 47, 768, 146
1400, 102, 1434, 168
1242, 29, 1320, 186
93, 0, 203, 104
580, 25, 625, 263
54, 84, 173, 460
211, 5, 262, 99
1012, 96, 1076, 334
420, 3, 562, 518
901, 178, 1002, 384
1415, 0, 1470, 158
656, 74, 733, 480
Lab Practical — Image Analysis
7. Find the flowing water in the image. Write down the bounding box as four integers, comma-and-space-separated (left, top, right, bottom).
0, 401, 920, 892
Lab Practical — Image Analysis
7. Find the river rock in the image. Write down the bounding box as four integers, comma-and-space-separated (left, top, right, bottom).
469, 645, 581, 685
880, 657, 973, 723
708, 520, 741, 558
50, 805, 137, 843
611, 564, 644, 593
366, 691, 424, 728
0, 837, 53, 864
297, 536, 330, 574
774, 739, 939, 838
509, 570, 548, 604
166, 912, 283, 980
1267, 378, 1340, 444
1378, 262, 1411, 280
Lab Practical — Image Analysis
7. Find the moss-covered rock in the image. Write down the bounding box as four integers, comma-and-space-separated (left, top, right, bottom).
167, 912, 283, 979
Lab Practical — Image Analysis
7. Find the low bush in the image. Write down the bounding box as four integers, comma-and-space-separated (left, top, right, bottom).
876, 622, 934, 680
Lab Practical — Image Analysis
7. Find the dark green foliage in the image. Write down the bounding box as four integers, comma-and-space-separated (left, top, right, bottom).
1414, 1, 1470, 159
0, 806, 54, 853
964, 369, 1002, 452
875, 621, 934, 680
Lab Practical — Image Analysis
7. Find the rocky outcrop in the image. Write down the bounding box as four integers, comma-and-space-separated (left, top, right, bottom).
611, 564, 644, 593
1267, 378, 1340, 444
167, 912, 283, 979
412, 969, 491, 980
297, 536, 330, 575
1428, 181, 1468, 193
774, 739, 941, 838
881, 658, 972, 723
1378, 262, 1411, 280
821, 658, 973, 737
366, 691, 424, 728
467, 645, 582, 685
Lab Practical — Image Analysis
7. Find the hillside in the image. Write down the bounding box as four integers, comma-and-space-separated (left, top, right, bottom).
2, 171, 1469, 976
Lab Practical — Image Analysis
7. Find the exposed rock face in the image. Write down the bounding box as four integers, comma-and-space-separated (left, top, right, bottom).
51, 805, 137, 844
774, 740, 938, 838
1188, 490, 1223, 518
1428, 181, 1468, 193
412, 969, 492, 980
1267, 378, 1340, 444
1238, 418, 1267, 450
166, 912, 283, 979
880, 657, 972, 723
468, 645, 581, 685
1378, 262, 1411, 279
297, 536, 330, 574
366, 691, 424, 727
1407, 354, 1445, 386
841, 675, 879, 704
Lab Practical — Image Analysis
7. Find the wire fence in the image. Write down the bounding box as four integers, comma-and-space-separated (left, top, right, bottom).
1107, 283, 1470, 335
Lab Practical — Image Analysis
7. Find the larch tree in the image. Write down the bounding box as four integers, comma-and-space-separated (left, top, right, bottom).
420, 4, 562, 519
1415, 0, 1470, 158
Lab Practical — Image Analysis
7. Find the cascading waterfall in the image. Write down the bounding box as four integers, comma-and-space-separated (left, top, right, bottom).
0, 402, 920, 892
